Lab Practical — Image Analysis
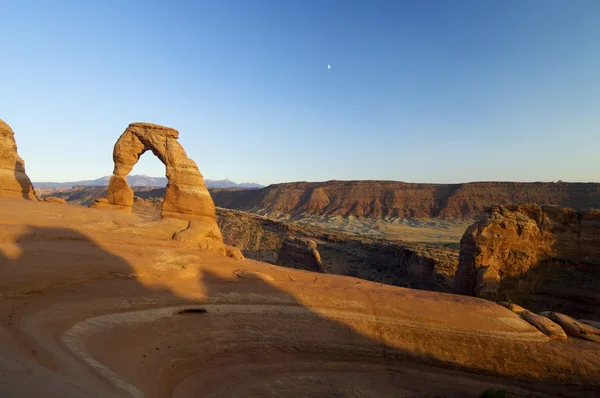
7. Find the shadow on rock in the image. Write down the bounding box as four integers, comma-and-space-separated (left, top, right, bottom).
0, 225, 598, 397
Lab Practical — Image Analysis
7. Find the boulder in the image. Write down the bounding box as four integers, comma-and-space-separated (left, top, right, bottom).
44, 197, 67, 204
276, 236, 326, 273
90, 197, 129, 212
0, 119, 37, 199
173, 219, 225, 254
455, 204, 600, 317
541, 312, 600, 342
225, 245, 244, 261
499, 302, 567, 340
107, 175, 134, 207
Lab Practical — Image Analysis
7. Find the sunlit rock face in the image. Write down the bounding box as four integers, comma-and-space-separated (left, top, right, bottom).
108, 122, 216, 220
455, 204, 600, 317
92, 122, 227, 254
0, 119, 37, 200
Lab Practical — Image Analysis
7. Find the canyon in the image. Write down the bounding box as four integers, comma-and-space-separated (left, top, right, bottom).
38, 187, 462, 292
40, 185, 600, 318
210, 180, 600, 220
2, 118, 599, 397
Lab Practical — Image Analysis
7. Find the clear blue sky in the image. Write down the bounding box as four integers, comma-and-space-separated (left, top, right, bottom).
1, 1, 599, 185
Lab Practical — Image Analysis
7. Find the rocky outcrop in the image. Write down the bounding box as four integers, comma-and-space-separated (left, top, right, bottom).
217, 208, 459, 291
92, 123, 231, 257
276, 237, 326, 273
541, 311, 600, 342
173, 220, 223, 250
211, 181, 600, 221
43, 197, 67, 204
0, 119, 37, 199
103, 123, 215, 220
499, 302, 567, 340
455, 204, 600, 318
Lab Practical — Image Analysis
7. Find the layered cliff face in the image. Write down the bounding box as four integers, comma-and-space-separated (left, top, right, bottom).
455, 204, 600, 318
0, 119, 37, 199
211, 181, 600, 221
217, 208, 459, 292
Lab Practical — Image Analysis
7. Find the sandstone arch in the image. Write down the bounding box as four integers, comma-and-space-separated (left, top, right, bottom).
94, 122, 243, 259
106, 122, 215, 220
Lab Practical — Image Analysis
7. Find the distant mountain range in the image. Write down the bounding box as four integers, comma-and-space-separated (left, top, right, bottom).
33, 175, 264, 190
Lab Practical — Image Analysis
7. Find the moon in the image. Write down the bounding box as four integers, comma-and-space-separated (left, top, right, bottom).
327, 65, 331, 69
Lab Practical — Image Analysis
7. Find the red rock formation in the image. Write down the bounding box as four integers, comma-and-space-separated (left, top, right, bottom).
276, 236, 326, 273
0, 119, 37, 199
211, 181, 600, 221
455, 204, 600, 317
104, 123, 215, 220
92, 122, 237, 257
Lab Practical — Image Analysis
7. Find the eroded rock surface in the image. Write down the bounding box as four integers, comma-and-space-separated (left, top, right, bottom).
43, 197, 67, 204
0, 119, 37, 199
499, 302, 567, 340
92, 123, 229, 256
456, 204, 600, 318
1, 197, 599, 397
107, 123, 215, 220
541, 311, 600, 342
276, 236, 326, 273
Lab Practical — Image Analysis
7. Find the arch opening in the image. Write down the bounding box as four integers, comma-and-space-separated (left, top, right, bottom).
104, 122, 216, 221
89, 122, 243, 259
126, 151, 168, 220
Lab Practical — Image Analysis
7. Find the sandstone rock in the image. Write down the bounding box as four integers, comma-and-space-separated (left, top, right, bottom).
541, 311, 600, 342
90, 197, 130, 212
499, 302, 567, 340
108, 123, 215, 220
107, 175, 134, 208
0, 119, 37, 200
232, 270, 274, 281
276, 236, 326, 273
225, 245, 244, 261
92, 197, 109, 205
173, 219, 224, 252
498, 302, 526, 313
93, 123, 227, 256
43, 197, 67, 204
455, 204, 600, 317
474, 266, 500, 299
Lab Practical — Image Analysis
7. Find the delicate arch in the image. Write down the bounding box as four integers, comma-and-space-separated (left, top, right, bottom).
107, 122, 216, 220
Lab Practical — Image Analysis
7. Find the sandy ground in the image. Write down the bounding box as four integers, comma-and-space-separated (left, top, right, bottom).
0, 198, 598, 397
